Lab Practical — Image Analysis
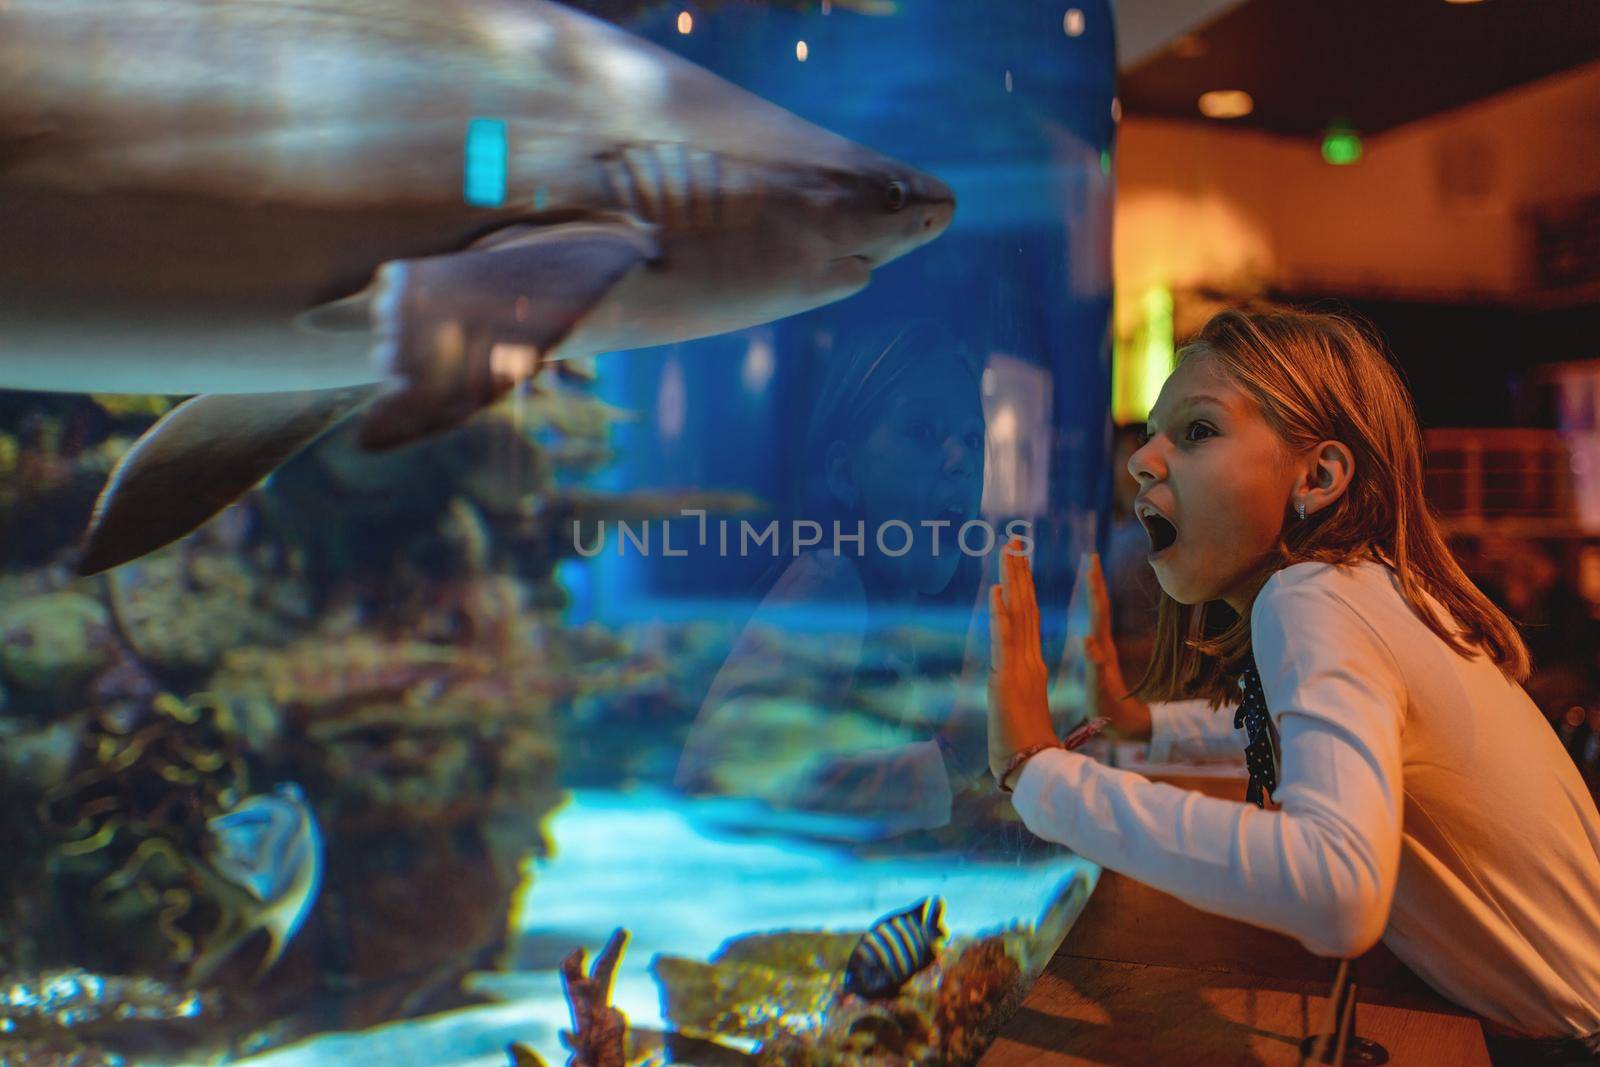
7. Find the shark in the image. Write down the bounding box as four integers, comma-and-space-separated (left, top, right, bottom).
0, 0, 954, 573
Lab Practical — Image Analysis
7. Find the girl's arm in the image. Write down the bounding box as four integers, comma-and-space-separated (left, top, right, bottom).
1011, 578, 1406, 958
1147, 698, 1246, 763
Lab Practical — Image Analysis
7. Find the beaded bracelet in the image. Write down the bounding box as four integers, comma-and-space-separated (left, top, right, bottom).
996, 742, 1060, 794
995, 717, 1111, 794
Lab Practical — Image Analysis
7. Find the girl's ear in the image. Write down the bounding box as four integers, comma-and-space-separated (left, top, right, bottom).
825, 440, 858, 510
1296, 440, 1355, 517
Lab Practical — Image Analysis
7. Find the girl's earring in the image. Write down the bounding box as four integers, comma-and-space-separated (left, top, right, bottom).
1296, 502, 1307, 521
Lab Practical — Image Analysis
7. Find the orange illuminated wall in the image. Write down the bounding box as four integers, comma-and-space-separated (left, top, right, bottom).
1113, 58, 1600, 313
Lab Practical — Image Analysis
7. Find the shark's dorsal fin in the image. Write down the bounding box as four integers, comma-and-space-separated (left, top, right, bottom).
355, 220, 657, 451
77, 386, 380, 575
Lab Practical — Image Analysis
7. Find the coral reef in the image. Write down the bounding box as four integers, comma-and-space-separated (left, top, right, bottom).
931, 941, 1024, 1066
507, 1040, 549, 1067
0, 363, 1075, 1067
654, 908, 1068, 1067
21, 694, 256, 981
103, 536, 300, 684
0, 593, 121, 708
557, 927, 629, 1067
654, 931, 858, 1045
0, 396, 166, 572
0, 969, 212, 1065
0, 969, 208, 1036
201, 630, 565, 1029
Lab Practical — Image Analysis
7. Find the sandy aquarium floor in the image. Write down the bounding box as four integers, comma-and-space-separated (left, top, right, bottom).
230, 788, 1097, 1067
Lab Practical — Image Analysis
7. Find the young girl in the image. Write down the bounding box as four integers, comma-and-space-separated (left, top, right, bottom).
988, 307, 1600, 1062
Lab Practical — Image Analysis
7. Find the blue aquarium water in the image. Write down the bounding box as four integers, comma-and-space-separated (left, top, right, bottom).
0, 1, 1115, 1064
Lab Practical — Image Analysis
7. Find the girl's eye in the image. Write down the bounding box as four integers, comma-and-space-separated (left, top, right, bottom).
1135, 429, 1153, 447
1184, 422, 1216, 442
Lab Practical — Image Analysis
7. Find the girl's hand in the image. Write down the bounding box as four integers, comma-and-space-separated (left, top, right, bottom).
988, 542, 1060, 783
1070, 552, 1153, 741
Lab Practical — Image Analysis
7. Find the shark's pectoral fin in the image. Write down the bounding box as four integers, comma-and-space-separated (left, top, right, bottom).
355, 222, 657, 451
295, 291, 373, 334
77, 385, 380, 576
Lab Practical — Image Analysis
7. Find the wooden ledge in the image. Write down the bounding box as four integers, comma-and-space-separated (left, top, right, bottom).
982, 773, 1490, 1066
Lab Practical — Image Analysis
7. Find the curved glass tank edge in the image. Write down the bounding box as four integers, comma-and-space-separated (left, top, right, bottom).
0, 2, 1118, 1065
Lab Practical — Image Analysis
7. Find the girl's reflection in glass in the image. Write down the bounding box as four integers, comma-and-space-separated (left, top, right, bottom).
677, 321, 993, 835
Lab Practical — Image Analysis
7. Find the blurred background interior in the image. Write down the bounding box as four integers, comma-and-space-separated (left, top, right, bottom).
1110, 0, 1600, 794
0, 2, 1595, 1062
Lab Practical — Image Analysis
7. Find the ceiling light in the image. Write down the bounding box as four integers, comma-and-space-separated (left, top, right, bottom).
1198, 90, 1253, 119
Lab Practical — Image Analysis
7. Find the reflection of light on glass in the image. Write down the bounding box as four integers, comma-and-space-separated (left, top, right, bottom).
464, 118, 508, 208
591, 41, 666, 98
1004, 70, 1013, 93
1063, 8, 1085, 36
822, 0, 832, 12
741, 334, 775, 394
490, 342, 539, 381
795, 39, 809, 62
1111, 97, 1122, 122
676, 10, 692, 33
478, 9, 555, 53
1198, 90, 1253, 119
658, 356, 686, 441
980, 354, 1053, 517
991, 405, 1016, 443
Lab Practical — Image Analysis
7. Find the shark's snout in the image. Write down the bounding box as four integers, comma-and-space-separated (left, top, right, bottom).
860, 168, 955, 267
910, 172, 955, 233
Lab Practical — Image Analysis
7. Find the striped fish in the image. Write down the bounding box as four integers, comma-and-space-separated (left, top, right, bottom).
842, 896, 945, 999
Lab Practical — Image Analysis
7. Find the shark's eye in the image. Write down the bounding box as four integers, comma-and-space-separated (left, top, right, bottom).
884, 180, 908, 212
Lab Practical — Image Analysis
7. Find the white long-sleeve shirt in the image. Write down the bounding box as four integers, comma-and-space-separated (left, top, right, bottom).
1012, 559, 1600, 1038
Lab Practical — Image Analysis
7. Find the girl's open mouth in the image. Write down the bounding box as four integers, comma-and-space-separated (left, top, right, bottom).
1139, 507, 1179, 557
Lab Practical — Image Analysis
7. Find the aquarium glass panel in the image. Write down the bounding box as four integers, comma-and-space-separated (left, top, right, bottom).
0, 0, 1115, 1063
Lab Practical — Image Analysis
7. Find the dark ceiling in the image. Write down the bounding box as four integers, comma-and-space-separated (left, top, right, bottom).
1119, 0, 1600, 139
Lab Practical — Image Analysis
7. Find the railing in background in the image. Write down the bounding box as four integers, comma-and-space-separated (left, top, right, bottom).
1424, 427, 1599, 538
1425, 426, 1600, 799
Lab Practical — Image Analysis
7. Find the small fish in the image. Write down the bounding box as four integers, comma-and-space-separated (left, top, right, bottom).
842, 896, 944, 999
190, 782, 324, 982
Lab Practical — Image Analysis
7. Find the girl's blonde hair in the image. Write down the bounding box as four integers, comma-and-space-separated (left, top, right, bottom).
1131, 305, 1531, 707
